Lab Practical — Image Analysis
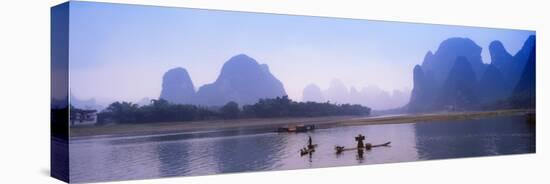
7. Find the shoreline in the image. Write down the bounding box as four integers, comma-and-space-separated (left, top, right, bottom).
70, 109, 534, 139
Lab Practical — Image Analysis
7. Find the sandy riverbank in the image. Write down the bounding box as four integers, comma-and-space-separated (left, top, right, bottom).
70, 109, 534, 138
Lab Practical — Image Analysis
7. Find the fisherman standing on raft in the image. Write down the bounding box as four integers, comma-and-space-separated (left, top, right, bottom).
355, 134, 365, 149
307, 136, 314, 149
300, 136, 315, 156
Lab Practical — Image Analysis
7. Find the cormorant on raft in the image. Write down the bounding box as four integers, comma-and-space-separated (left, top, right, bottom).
300, 145, 317, 156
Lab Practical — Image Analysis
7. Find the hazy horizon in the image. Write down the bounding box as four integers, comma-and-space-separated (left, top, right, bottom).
67, 1, 534, 108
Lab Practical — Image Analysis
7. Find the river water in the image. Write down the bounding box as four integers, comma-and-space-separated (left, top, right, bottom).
68, 115, 535, 183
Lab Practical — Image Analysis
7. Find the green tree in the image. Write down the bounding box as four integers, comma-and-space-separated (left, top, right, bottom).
221, 101, 240, 119
104, 101, 139, 123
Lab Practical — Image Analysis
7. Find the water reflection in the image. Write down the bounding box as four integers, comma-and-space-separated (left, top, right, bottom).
69, 115, 534, 183
211, 130, 286, 173
156, 141, 190, 177
414, 116, 536, 160
356, 149, 364, 162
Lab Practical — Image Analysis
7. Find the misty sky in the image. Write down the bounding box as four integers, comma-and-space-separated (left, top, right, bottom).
68, 1, 534, 104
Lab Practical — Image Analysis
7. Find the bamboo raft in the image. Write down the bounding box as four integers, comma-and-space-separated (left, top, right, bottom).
299, 144, 318, 156
335, 141, 391, 154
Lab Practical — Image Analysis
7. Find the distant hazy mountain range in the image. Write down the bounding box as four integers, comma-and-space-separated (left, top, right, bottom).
301, 80, 410, 110
69, 93, 104, 111
408, 35, 536, 112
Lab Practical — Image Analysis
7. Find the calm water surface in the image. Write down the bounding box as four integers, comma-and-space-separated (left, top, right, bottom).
69, 115, 535, 183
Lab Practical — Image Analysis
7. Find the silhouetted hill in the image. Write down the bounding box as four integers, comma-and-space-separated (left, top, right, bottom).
489, 36, 536, 94
488, 40, 516, 96
512, 36, 536, 85
408, 36, 536, 112
195, 54, 286, 106
409, 37, 486, 111
478, 64, 508, 103
421, 38, 486, 84
159, 67, 196, 104
490, 41, 514, 69
511, 46, 536, 108
408, 65, 437, 112
436, 57, 479, 110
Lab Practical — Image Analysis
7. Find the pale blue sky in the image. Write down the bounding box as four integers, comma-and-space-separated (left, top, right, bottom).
68, 1, 534, 104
